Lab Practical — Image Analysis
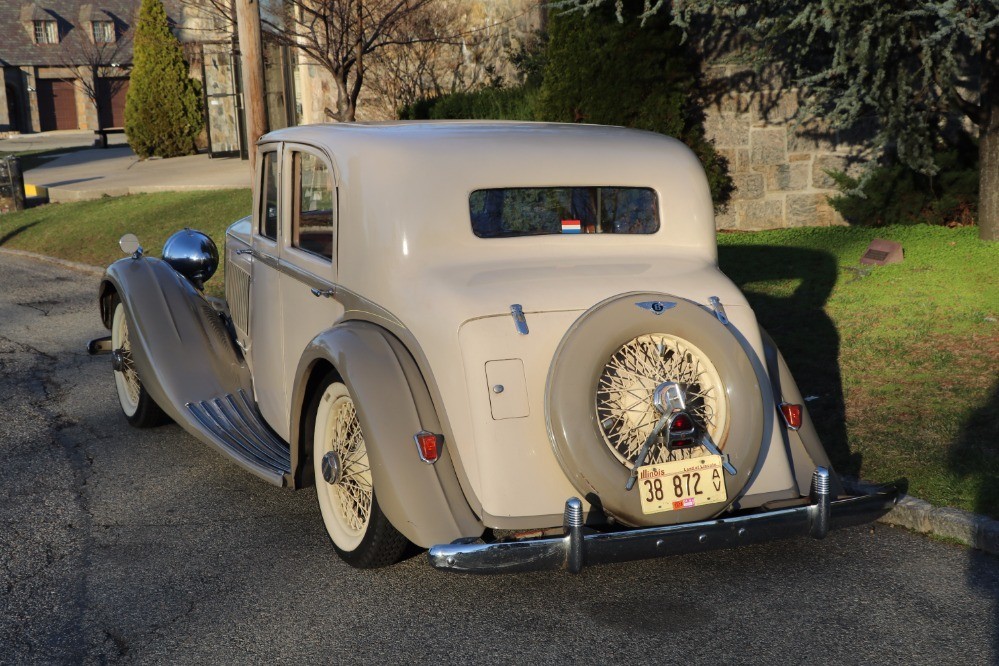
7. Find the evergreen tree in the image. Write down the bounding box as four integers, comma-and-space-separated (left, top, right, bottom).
538, 2, 732, 205
125, 0, 203, 158
566, 0, 999, 240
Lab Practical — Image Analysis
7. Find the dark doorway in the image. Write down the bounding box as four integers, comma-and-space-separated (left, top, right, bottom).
97, 77, 129, 128
37, 79, 79, 131
5, 83, 21, 132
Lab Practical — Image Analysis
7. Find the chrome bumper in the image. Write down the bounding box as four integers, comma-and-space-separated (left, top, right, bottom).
427, 468, 899, 574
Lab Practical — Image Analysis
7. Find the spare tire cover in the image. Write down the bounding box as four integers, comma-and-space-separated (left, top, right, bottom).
545, 292, 765, 526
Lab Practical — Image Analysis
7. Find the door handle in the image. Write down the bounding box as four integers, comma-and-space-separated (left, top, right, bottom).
311, 288, 334, 298
235, 248, 255, 257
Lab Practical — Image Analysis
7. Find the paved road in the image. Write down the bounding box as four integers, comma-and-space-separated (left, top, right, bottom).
1, 252, 997, 664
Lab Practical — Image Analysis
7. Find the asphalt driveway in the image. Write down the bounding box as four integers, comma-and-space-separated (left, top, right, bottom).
1, 252, 997, 664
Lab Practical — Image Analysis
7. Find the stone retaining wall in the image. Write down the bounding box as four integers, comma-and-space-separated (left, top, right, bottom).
704, 64, 867, 230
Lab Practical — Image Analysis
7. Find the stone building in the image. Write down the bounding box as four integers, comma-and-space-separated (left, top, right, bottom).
0, 0, 148, 134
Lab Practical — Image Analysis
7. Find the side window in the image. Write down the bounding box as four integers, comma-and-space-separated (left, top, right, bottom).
260, 151, 278, 240
292, 151, 334, 260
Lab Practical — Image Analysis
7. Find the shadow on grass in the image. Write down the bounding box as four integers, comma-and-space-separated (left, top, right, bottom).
0, 220, 39, 247
949, 380, 999, 518
718, 243, 861, 476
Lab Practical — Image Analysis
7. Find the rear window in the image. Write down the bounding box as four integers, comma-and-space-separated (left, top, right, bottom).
470, 187, 659, 238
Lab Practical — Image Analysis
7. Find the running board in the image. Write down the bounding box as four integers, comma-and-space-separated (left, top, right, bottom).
186, 389, 291, 486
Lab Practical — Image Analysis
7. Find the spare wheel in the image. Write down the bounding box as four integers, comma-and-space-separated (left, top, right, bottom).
545, 292, 765, 527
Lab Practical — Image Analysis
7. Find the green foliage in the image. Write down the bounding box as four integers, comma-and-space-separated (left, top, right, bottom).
828, 138, 979, 227
125, 0, 203, 158
399, 2, 733, 207
399, 86, 538, 122
540, 2, 731, 204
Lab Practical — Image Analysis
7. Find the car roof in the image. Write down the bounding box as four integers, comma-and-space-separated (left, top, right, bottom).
260, 120, 689, 170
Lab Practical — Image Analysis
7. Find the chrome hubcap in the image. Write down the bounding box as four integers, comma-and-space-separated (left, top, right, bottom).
653, 381, 687, 415
321, 450, 342, 486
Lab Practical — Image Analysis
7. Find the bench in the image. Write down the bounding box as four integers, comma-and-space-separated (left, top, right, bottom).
94, 127, 125, 149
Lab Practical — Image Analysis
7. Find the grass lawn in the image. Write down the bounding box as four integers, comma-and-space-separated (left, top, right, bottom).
719, 225, 998, 518
1, 191, 996, 517
0, 189, 250, 297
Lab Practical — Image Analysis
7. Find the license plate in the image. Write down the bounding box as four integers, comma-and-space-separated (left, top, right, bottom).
636, 455, 728, 514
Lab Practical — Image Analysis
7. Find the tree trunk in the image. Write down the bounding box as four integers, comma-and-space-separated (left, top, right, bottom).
979, 27, 999, 241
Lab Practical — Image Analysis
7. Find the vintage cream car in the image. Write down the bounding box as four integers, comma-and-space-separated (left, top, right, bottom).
89, 122, 897, 573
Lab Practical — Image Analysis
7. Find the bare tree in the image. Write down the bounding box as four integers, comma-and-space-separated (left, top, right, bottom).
363, 2, 467, 116
60, 25, 133, 132
260, 0, 440, 122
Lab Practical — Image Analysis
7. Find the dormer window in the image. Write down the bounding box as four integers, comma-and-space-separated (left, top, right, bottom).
92, 20, 114, 43
34, 19, 57, 44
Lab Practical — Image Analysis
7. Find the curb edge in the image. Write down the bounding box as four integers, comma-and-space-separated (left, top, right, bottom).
843, 478, 999, 556
0, 247, 105, 278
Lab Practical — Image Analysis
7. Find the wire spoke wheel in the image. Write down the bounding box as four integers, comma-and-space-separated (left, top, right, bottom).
310, 376, 409, 568
108, 297, 168, 428
596, 333, 727, 467
112, 301, 142, 417
315, 384, 372, 547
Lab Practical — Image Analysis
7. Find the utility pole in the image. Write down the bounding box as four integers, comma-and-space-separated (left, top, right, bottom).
234, 0, 267, 169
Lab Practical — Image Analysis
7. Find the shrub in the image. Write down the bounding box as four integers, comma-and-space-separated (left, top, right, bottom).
828, 137, 979, 227
125, 0, 203, 158
400, 86, 537, 122
399, 2, 732, 207
535, 2, 731, 205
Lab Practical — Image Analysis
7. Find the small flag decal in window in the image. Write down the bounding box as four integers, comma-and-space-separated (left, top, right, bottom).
561, 219, 582, 234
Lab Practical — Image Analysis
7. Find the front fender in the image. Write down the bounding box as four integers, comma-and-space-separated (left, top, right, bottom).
296, 321, 483, 548
99, 257, 290, 485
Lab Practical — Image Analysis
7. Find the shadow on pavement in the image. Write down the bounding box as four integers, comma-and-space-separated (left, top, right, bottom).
950, 379, 999, 654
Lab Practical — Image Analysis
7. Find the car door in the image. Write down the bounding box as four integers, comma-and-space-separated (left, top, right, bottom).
248, 143, 289, 437
274, 143, 343, 434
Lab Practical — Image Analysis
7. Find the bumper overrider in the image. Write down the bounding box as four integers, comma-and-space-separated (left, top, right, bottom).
427, 468, 899, 574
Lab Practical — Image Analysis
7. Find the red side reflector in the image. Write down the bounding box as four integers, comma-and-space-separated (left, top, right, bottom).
780, 403, 803, 430
414, 431, 443, 464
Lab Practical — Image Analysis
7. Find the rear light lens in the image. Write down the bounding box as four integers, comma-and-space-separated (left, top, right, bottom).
780, 403, 803, 431
414, 431, 444, 464
672, 414, 693, 432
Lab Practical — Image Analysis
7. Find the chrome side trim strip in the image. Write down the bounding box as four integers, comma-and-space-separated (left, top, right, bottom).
428, 476, 898, 575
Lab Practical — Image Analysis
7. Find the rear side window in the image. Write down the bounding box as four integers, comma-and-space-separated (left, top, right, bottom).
260, 151, 278, 240
291, 151, 335, 260
470, 187, 659, 238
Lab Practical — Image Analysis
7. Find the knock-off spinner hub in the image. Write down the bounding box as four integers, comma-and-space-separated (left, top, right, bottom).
321, 451, 342, 486
653, 381, 688, 415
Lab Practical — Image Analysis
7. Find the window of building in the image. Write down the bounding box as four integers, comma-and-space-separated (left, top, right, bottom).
92, 21, 114, 43
34, 20, 57, 44
291, 151, 335, 260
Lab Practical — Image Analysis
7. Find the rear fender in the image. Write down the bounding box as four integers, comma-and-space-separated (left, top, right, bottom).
760, 328, 844, 497
294, 321, 483, 548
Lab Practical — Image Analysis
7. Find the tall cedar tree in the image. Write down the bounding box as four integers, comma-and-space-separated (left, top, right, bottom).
566, 0, 999, 241
125, 0, 203, 157
538, 2, 731, 205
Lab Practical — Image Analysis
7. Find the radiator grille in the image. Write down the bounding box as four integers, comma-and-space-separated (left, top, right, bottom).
226, 260, 251, 335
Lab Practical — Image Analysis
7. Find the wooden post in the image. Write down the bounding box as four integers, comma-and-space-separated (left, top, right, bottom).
234, 0, 267, 169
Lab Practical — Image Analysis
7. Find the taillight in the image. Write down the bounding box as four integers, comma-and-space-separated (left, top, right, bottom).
414, 431, 444, 464
672, 414, 693, 431
780, 403, 803, 431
